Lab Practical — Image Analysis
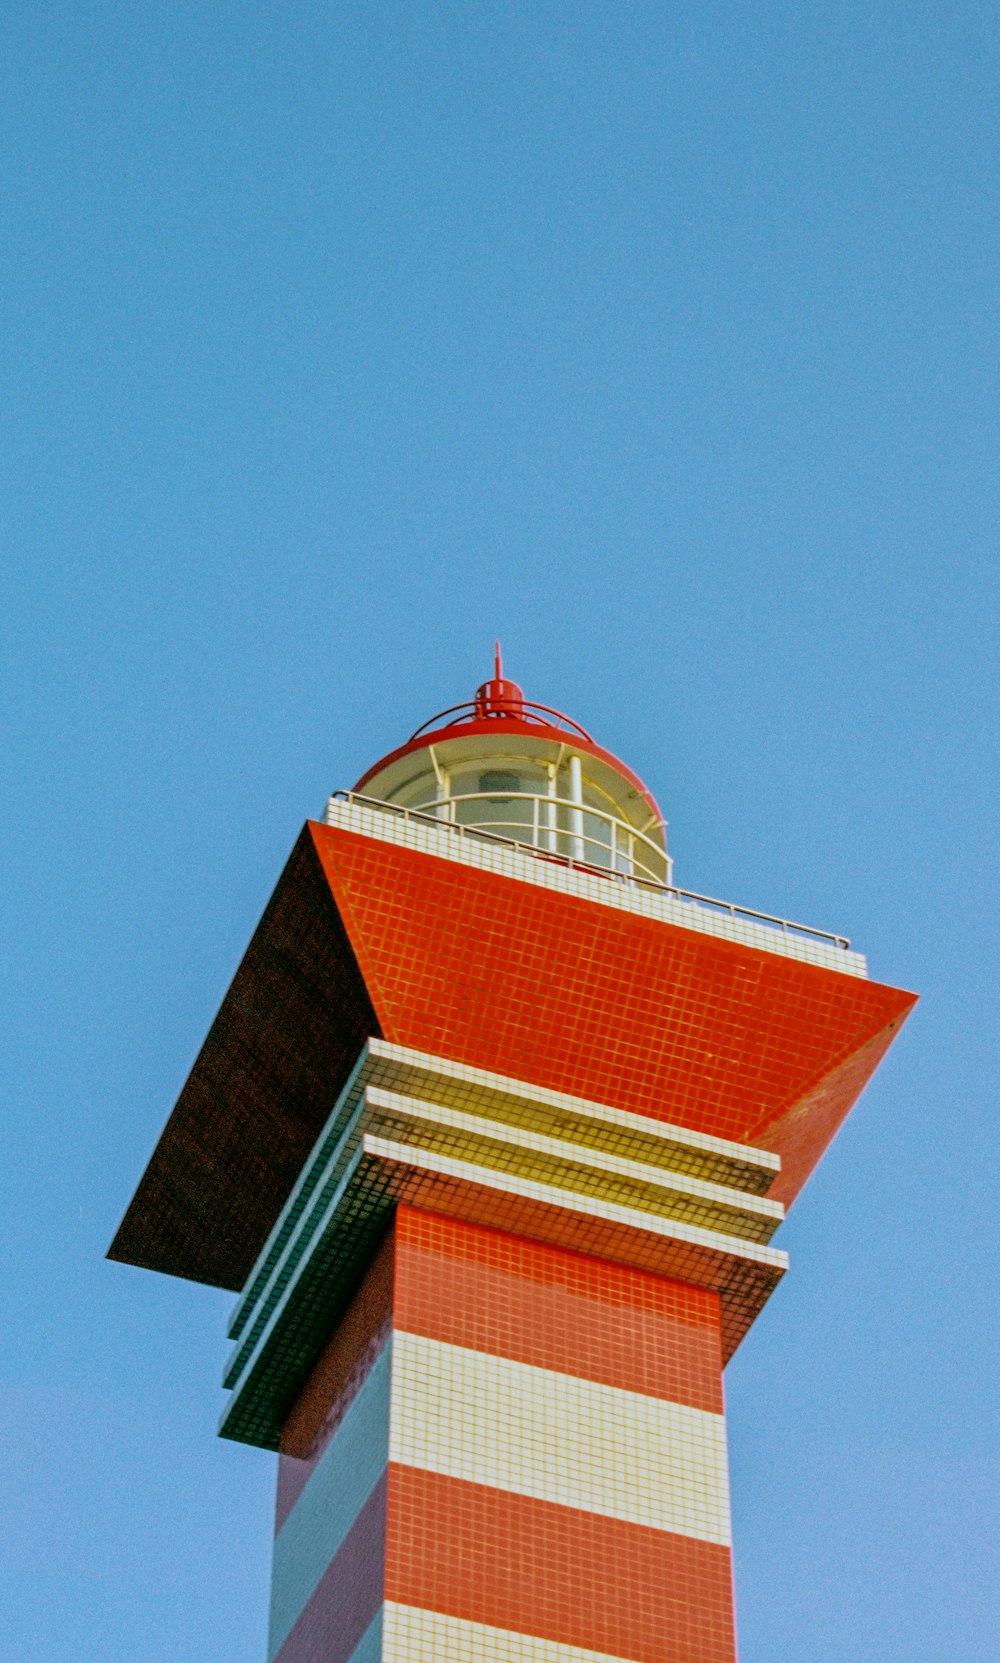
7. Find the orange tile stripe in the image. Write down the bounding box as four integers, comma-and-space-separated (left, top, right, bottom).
385, 1463, 737, 1663
272, 1210, 738, 1660
393, 1208, 724, 1414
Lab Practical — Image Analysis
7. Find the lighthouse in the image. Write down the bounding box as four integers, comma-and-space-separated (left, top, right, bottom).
110, 657, 916, 1663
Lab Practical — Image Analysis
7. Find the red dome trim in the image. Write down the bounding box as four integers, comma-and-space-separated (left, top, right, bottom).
353, 716, 664, 828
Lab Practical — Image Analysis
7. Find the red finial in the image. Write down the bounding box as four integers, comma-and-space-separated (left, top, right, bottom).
475, 641, 525, 719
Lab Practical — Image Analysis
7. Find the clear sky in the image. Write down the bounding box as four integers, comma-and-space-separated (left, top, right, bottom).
2, 4, 997, 1660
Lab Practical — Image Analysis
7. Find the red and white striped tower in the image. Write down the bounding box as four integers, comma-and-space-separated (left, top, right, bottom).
111, 656, 916, 1663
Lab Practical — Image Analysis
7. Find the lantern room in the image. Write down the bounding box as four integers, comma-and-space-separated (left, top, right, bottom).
352, 647, 671, 885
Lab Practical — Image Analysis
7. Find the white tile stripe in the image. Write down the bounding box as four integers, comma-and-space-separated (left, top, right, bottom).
363, 1132, 788, 1272
367, 1038, 781, 1178
390, 1331, 732, 1546
229, 1034, 777, 1351
269, 1340, 391, 1660
365, 1086, 783, 1233
383, 1603, 639, 1663
324, 797, 867, 977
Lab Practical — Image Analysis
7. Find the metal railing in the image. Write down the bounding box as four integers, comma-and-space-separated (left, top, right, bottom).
403, 789, 668, 884
325, 790, 851, 950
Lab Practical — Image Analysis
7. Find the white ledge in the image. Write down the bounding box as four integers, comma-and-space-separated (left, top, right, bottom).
321, 796, 868, 977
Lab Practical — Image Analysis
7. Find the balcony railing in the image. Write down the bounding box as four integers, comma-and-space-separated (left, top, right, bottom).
407, 789, 670, 884
325, 790, 851, 951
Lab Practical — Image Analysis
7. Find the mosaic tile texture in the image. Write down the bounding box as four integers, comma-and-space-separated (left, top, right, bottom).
389, 1329, 731, 1542
110, 817, 915, 1292
222, 1045, 786, 1448
379, 1603, 671, 1663
325, 795, 863, 974
310, 817, 915, 1204
107, 754, 917, 1663
268, 1342, 390, 1657
270, 1208, 738, 1663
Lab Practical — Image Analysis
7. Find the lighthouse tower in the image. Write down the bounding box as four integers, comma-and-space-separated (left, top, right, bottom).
110, 656, 916, 1663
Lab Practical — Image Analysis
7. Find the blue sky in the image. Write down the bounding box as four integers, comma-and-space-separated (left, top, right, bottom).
2, 3, 997, 1659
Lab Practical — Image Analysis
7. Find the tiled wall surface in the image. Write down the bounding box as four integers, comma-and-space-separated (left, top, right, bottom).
323, 796, 866, 976
309, 819, 913, 1204
269, 1344, 390, 1657
269, 1208, 737, 1663
392, 1205, 725, 1411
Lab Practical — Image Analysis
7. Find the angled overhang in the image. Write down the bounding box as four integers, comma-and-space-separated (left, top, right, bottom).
109, 817, 916, 1292
108, 828, 380, 1289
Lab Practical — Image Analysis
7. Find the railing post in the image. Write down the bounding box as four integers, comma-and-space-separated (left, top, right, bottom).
568, 755, 585, 861
545, 767, 558, 854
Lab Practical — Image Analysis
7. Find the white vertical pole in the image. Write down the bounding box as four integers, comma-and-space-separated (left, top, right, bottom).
545, 763, 558, 853
568, 753, 585, 862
